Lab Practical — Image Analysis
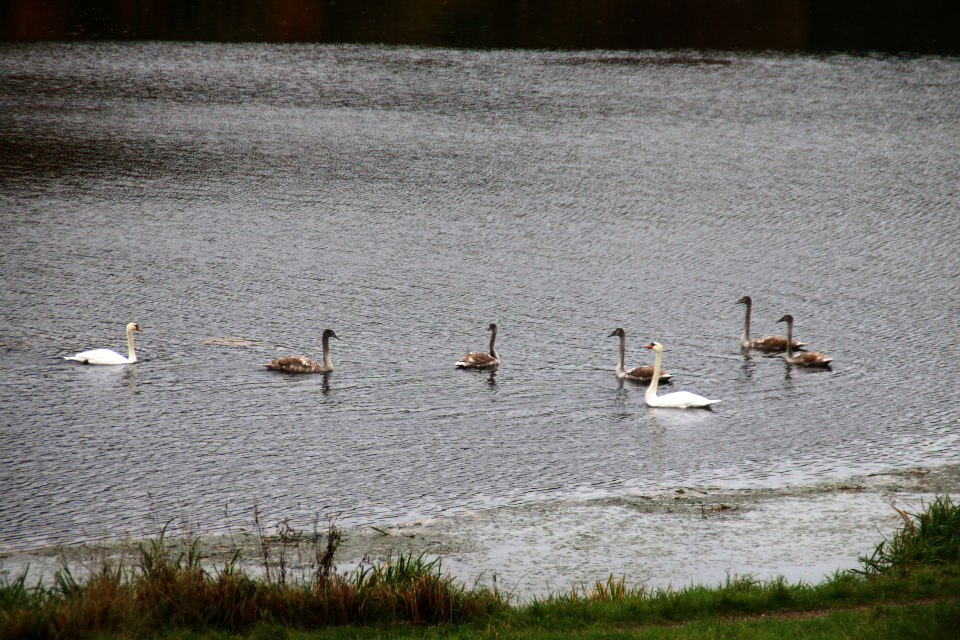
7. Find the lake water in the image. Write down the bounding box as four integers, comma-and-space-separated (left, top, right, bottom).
1, 44, 959, 568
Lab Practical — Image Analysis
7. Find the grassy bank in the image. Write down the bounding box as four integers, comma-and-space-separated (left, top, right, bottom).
2, 496, 958, 639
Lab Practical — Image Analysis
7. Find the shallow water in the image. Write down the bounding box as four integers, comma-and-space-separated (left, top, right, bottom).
8, 467, 959, 599
1, 44, 959, 558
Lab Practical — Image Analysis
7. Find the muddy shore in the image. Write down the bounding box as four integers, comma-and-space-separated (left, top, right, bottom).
3, 464, 958, 601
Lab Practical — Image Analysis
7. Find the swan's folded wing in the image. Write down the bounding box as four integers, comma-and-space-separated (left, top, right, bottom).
455, 352, 498, 367
624, 365, 672, 380
649, 390, 719, 408
792, 351, 833, 366
751, 335, 806, 351
264, 356, 322, 372
64, 348, 129, 364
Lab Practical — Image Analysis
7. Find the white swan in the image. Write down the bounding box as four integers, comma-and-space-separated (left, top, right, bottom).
455, 323, 500, 368
737, 296, 806, 351
65, 322, 141, 364
608, 328, 672, 382
264, 329, 339, 373
776, 316, 833, 367
643, 342, 720, 408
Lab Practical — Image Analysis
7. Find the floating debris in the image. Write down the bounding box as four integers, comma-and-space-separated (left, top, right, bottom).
200, 336, 262, 347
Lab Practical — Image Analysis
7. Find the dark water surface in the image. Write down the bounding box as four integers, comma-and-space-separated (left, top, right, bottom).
1, 43, 959, 551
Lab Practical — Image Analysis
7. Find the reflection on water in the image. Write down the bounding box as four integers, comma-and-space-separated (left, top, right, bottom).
0, 44, 959, 550
645, 407, 717, 429
122, 366, 139, 395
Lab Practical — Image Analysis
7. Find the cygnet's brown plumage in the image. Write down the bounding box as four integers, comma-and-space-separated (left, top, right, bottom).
264, 329, 339, 373
455, 323, 500, 368
608, 328, 672, 382
776, 315, 833, 367
737, 296, 806, 351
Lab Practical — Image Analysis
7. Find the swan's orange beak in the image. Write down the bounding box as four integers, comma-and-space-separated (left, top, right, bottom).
134, 325, 142, 331
644, 343, 654, 349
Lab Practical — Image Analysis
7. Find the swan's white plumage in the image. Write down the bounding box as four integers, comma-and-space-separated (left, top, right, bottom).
65, 322, 141, 364
455, 323, 500, 368
264, 329, 338, 373
648, 390, 716, 408
608, 328, 672, 381
643, 342, 719, 409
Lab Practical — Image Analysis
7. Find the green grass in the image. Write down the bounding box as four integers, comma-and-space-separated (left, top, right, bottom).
0, 524, 504, 639
2, 495, 959, 639
142, 598, 960, 639
856, 494, 960, 576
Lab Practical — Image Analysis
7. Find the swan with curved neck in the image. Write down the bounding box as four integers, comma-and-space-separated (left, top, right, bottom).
65, 322, 141, 364
643, 342, 719, 408
737, 296, 805, 351
264, 329, 339, 373
455, 323, 500, 368
608, 328, 672, 381
776, 316, 832, 367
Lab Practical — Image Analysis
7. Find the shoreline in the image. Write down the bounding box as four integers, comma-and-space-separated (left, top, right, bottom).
3, 463, 958, 600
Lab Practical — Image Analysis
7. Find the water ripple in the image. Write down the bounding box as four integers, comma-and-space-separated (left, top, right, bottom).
1, 44, 958, 549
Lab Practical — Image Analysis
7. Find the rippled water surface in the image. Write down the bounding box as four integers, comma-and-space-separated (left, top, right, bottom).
1, 43, 959, 551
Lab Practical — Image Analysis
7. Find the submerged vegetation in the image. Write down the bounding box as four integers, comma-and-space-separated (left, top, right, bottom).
2, 496, 959, 639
